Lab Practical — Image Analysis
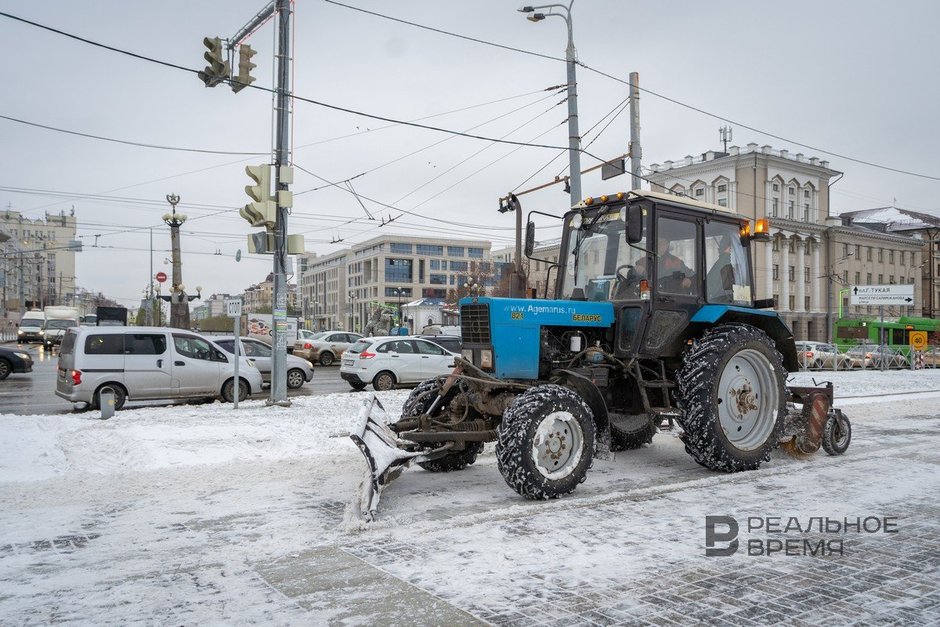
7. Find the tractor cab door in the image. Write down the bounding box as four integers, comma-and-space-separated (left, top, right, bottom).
639, 211, 703, 358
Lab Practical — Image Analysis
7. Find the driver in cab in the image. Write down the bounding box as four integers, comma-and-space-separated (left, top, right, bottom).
629, 235, 694, 293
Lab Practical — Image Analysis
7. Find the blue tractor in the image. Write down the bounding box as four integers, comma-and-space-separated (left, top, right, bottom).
353, 191, 850, 519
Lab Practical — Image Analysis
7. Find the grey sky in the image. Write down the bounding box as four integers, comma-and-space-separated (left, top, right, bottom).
2, 0, 938, 307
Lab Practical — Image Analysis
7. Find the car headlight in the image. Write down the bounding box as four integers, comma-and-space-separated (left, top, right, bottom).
14, 352, 29, 359
17, 330, 24, 335
39, 330, 45, 335
480, 349, 493, 370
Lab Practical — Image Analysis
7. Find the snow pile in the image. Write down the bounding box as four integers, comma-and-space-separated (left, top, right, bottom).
0, 390, 410, 484
788, 368, 940, 397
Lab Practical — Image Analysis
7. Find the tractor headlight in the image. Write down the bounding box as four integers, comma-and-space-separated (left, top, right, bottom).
480, 349, 493, 370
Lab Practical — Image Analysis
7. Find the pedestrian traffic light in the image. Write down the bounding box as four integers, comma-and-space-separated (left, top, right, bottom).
198, 36, 230, 88
231, 44, 257, 93
240, 164, 276, 228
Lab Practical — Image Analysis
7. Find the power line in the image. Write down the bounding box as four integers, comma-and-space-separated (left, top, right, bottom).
321, 1, 940, 183
0, 114, 268, 156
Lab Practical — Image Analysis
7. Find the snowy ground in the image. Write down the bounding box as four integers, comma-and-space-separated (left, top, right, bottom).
2, 370, 940, 625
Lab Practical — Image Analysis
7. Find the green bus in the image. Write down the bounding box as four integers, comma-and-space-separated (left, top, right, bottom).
833, 316, 940, 350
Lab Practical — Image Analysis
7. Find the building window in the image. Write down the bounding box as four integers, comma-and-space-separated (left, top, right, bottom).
866, 273, 872, 284
889, 250, 895, 264
855, 244, 861, 258
385, 287, 412, 297
772, 264, 779, 280
430, 259, 442, 270
788, 266, 795, 282
449, 261, 468, 272
773, 183, 779, 192
789, 187, 795, 196
468, 247, 484, 258
788, 200, 795, 218
805, 241, 811, 255
804, 189, 810, 198
805, 295, 811, 310
385, 258, 413, 283
695, 188, 704, 196
878, 248, 884, 262
447, 246, 465, 257
842, 243, 849, 257
803, 204, 809, 221
717, 184, 727, 193
773, 293, 779, 306
773, 238, 779, 251
389, 242, 413, 254
789, 295, 795, 310
771, 198, 778, 217
889, 275, 895, 284
416, 244, 444, 256
805, 267, 811, 282
843, 271, 848, 284
788, 239, 795, 253
429, 274, 447, 285
855, 272, 861, 284
900, 251, 906, 265
866, 247, 872, 261
878, 274, 883, 284
717, 199, 727, 207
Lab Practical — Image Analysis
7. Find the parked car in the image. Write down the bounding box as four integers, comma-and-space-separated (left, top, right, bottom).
794, 341, 851, 369
213, 336, 314, 389
416, 334, 462, 354
294, 331, 364, 366
340, 336, 458, 391
846, 344, 908, 369
0, 346, 33, 379
55, 326, 263, 410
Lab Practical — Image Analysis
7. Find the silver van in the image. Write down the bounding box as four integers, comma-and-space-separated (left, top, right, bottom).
55, 326, 264, 410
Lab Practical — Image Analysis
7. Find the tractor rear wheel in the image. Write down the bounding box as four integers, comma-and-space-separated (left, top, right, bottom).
677, 323, 786, 472
402, 379, 485, 473
609, 413, 656, 451
496, 384, 595, 499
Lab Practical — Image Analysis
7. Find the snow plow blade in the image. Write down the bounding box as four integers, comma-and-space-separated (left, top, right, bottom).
349, 396, 441, 521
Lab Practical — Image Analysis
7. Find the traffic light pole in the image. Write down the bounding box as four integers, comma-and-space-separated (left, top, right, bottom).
269, 0, 291, 406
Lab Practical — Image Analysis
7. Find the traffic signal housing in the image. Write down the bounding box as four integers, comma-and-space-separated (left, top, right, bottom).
240, 164, 276, 228
231, 45, 257, 93
198, 36, 230, 88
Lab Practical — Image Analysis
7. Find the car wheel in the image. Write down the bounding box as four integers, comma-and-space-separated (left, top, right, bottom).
318, 352, 335, 367
94, 384, 127, 412
0, 358, 10, 380
372, 371, 396, 391
286, 368, 306, 389
221, 378, 249, 403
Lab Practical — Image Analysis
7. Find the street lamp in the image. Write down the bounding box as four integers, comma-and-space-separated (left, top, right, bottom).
519, 2, 581, 204
393, 288, 404, 334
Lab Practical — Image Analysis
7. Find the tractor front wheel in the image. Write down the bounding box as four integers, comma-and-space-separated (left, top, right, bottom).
401, 379, 487, 473
677, 324, 786, 472
496, 384, 595, 499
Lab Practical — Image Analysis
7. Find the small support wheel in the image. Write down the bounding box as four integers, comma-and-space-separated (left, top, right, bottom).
822, 411, 851, 456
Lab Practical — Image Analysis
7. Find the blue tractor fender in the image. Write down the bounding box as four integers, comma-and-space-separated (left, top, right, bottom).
689, 305, 799, 372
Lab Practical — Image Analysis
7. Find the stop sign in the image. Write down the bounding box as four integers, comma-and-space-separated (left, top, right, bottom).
155, 271, 167, 283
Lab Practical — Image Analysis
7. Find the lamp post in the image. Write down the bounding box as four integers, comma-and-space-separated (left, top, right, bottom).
519, 2, 581, 205
393, 288, 404, 333
160, 194, 201, 329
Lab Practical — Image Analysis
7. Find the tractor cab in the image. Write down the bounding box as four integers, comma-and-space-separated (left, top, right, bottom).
541, 190, 771, 364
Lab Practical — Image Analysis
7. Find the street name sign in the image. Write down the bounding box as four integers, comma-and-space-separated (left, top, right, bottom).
849, 284, 914, 306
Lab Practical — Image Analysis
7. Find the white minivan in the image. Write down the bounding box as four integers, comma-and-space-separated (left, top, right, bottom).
55, 326, 264, 410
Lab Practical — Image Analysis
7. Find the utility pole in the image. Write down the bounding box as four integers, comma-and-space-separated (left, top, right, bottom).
269, 0, 292, 405
628, 72, 642, 191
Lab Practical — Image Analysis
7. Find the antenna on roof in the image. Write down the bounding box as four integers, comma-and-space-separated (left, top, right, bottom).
719, 126, 733, 152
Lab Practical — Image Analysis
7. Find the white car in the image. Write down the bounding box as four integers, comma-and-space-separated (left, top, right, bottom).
340, 336, 458, 391
213, 336, 314, 389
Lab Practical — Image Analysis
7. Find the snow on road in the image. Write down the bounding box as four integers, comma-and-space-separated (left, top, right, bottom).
1, 370, 939, 624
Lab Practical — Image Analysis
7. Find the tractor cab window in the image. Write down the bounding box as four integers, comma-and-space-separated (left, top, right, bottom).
560, 205, 648, 301
652, 217, 699, 297
705, 221, 752, 304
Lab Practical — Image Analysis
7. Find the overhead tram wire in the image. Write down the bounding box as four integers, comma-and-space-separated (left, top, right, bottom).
319, 2, 940, 183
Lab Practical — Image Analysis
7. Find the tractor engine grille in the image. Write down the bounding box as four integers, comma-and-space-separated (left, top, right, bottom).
460, 303, 492, 344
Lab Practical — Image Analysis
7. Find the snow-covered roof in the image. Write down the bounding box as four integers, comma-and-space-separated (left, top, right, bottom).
840, 207, 940, 232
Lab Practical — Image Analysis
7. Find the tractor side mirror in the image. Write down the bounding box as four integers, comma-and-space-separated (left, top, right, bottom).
524, 221, 536, 257
625, 205, 643, 244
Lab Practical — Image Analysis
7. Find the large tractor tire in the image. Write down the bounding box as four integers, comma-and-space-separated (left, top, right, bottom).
403, 379, 485, 473
677, 323, 786, 472
609, 413, 656, 451
496, 384, 595, 500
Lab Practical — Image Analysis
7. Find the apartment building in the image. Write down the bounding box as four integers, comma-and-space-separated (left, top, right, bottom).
646, 143, 922, 340
240, 273, 297, 314
492, 238, 562, 299
1, 208, 78, 316
299, 234, 492, 332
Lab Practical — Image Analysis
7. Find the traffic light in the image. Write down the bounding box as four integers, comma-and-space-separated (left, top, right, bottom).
231, 44, 257, 93
240, 164, 276, 228
198, 36, 230, 88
